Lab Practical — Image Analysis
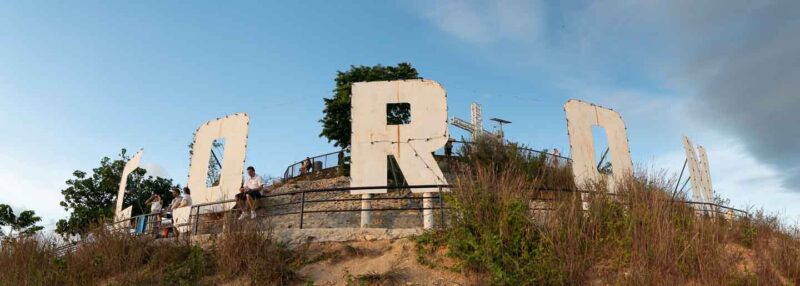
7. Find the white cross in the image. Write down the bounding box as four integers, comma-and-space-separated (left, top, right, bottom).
450, 102, 489, 139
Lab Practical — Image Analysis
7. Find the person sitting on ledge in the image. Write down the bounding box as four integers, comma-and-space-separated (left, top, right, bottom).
179, 187, 192, 207
167, 187, 182, 212
300, 157, 312, 175
236, 166, 265, 220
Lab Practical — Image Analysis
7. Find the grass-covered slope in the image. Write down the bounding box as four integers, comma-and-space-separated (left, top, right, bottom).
1, 138, 798, 285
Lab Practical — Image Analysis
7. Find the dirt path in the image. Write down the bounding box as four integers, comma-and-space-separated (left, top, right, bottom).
298, 238, 468, 285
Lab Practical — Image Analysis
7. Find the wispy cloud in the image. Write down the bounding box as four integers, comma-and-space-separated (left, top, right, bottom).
415, 0, 800, 192
141, 162, 170, 179
415, 0, 544, 44
567, 0, 800, 189
0, 153, 69, 230
652, 140, 800, 222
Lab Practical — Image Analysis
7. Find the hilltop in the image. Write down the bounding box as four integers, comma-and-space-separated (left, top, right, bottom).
1, 138, 799, 285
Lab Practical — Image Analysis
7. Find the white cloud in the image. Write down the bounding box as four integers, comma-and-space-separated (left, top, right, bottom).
652, 140, 800, 223
0, 153, 69, 231
416, 0, 800, 192
565, 0, 800, 188
141, 162, 170, 179
415, 0, 544, 44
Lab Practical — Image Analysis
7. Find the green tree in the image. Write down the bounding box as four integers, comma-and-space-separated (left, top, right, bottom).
319, 63, 421, 149
0, 204, 44, 237
56, 149, 176, 236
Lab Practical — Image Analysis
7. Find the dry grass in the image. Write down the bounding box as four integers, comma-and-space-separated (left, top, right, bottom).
214, 219, 304, 284
0, 217, 305, 286
352, 266, 407, 285
416, 138, 800, 285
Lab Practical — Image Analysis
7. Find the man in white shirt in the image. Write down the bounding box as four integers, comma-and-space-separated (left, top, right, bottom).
236, 166, 265, 220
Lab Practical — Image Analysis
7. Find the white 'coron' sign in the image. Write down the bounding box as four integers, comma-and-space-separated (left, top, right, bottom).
350, 80, 449, 194
108, 77, 723, 230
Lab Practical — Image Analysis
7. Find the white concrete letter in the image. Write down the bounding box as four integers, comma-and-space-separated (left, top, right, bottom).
187, 113, 250, 211
565, 99, 633, 192
115, 149, 143, 218
350, 80, 449, 194
683, 136, 714, 212
351, 80, 448, 229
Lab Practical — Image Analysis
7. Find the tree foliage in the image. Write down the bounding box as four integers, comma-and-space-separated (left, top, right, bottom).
319, 63, 421, 149
56, 149, 176, 236
0, 204, 43, 237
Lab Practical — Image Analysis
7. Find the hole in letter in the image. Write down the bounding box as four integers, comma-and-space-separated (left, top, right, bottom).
592, 126, 613, 174
387, 103, 411, 125
207, 138, 225, 187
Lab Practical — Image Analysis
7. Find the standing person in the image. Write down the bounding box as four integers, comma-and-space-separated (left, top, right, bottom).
304, 157, 313, 173
552, 148, 561, 167
236, 166, 265, 220
144, 193, 162, 235
337, 149, 345, 174
444, 138, 454, 157
145, 193, 162, 214
300, 158, 309, 175
162, 188, 182, 237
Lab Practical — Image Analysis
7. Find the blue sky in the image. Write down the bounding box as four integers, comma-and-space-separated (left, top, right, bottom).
1, 0, 798, 230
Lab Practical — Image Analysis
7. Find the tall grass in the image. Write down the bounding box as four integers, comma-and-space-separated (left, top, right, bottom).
214, 219, 304, 284
0, 218, 304, 286
0, 227, 210, 285
418, 137, 800, 285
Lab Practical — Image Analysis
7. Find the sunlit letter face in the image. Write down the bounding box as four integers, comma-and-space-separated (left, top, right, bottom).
187, 113, 249, 209
683, 136, 713, 204
350, 80, 449, 194
564, 99, 633, 191
697, 146, 714, 201
115, 149, 143, 217
115, 206, 132, 228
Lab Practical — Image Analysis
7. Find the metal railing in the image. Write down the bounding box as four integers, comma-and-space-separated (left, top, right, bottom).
188, 184, 450, 235
55, 184, 748, 257
76, 184, 751, 257
282, 151, 344, 181
53, 241, 82, 256
108, 210, 194, 239
442, 140, 572, 165
178, 184, 748, 237
537, 187, 749, 218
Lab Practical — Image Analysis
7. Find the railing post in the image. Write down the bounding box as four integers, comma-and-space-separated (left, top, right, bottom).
299, 190, 306, 229
438, 186, 445, 229
423, 192, 433, 229
360, 194, 371, 228
192, 206, 200, 236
